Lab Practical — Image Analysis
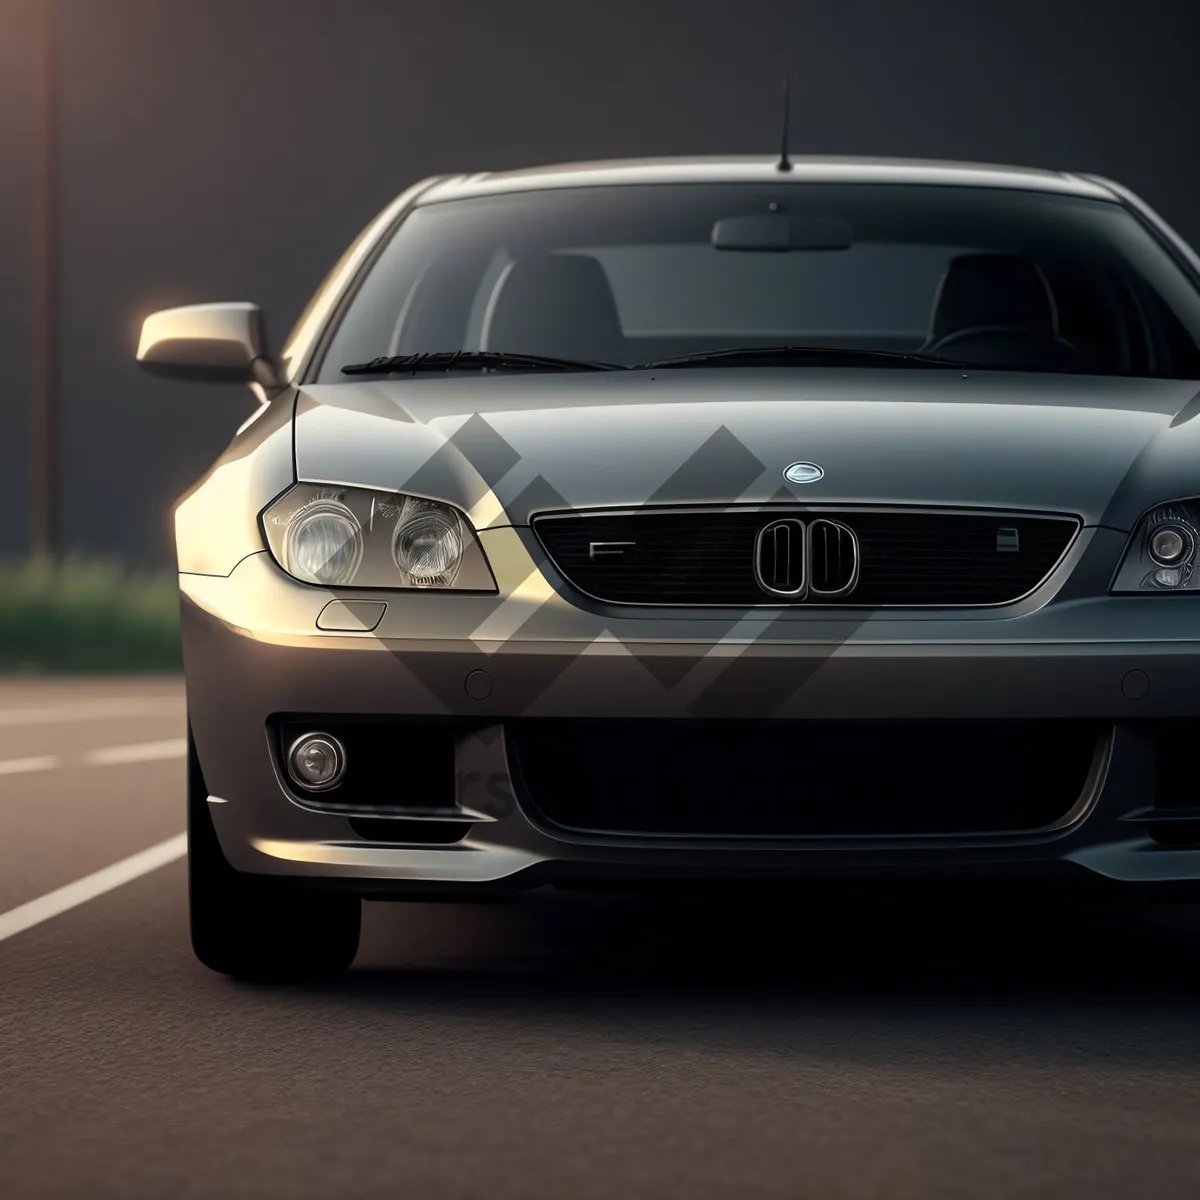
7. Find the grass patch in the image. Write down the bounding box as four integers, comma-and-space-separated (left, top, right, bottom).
0, 557, 181, 673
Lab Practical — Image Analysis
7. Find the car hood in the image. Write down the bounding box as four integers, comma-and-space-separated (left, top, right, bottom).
292, 368, 1200, 530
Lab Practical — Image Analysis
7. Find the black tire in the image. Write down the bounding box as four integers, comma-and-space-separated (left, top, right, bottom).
187, 724, 361, 982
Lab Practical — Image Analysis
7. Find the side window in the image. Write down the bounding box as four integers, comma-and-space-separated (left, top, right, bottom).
385, 261, 435, 355
386, 250, 496, 356
468, 249, 515, 350
1114, 271, 1157, 375
1041, 259, 1130, 374
378, 246, 514, 356
1132, 277, 1200, 378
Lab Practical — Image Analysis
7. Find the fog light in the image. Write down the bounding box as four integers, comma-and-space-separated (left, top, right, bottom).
286, 732, 346, 792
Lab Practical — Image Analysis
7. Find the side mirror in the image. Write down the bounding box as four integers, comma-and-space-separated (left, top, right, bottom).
135, 302, 283, 386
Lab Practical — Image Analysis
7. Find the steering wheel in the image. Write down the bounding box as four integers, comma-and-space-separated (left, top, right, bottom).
925, 323, 1077, 358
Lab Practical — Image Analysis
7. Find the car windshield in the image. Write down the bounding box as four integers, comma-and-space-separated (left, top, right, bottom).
314, 182, 1200, 381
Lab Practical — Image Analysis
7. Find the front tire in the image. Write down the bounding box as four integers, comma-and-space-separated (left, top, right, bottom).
187, 725, 361, 982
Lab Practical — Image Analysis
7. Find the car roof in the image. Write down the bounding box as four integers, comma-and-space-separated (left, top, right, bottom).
415, 156, 1118, 204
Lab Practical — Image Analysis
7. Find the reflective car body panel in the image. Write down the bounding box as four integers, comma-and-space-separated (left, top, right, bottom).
174, 391, 296, 576
288, 370, 1200, 533
414, 156, 1118, 203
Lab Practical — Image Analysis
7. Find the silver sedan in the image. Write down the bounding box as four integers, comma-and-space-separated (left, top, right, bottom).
137, 155, 1200, 980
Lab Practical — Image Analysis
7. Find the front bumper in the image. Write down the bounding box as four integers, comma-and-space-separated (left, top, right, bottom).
181, 543, 1200, 892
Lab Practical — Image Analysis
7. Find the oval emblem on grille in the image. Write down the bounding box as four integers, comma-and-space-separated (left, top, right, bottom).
784, 461, 824, 484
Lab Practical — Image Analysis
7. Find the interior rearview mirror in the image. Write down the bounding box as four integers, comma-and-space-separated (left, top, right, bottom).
712, 214, 854, 252
135, 302, 282, 386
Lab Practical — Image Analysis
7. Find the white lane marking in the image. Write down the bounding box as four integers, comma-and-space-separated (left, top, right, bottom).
0, 833, 187, 944
0, 699, 184, 727
0, 755, 61, 776
84, 738, 188, 767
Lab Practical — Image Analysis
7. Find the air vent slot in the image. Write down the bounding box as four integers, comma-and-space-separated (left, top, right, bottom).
809, 519, 858, 596
753, 519, 806, 596
348, 818, 471, 844
508, 719, 1104, 838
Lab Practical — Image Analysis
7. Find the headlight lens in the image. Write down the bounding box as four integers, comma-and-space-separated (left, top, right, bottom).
262, 484, 496, 591
283, 499, 364, 585
1148, 525, 1190, 566
1111, 502, 1200, 592
392, 497, 465, 586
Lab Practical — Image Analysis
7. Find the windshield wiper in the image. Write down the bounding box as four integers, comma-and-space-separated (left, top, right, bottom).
640, 345, 965, 370
341, 350, 624, 375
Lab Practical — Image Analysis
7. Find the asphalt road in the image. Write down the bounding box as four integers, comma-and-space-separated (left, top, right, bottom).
1, 678, 1199, 1199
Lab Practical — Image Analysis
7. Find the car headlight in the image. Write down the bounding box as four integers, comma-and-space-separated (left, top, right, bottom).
392, 497, 465, 587
261, 484, 497, 591
283, 498, 364, 585
1111, 501, 1200, 592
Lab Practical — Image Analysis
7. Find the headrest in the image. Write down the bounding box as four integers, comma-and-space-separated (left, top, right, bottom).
929, 253, 1057, 340
484, 254, 624, 363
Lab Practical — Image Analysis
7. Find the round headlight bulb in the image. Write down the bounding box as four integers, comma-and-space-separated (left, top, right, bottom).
1149, 525, 1190, 566
286, 733, 346, 792
392, 499, 464, 586
283, 500, 364, 586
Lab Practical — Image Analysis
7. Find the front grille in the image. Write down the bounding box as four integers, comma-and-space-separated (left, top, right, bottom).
507, 719, 1104, 838
809, 518, 857, 595
532, 508, 1079, 606
755, 518, 805, 595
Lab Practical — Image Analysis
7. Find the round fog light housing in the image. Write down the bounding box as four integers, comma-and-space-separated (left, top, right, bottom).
1149, 525, 1190, 566
286, 732, 346, 792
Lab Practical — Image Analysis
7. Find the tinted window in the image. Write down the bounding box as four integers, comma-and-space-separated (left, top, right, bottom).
315, 183, 1200, 380
587, 243, 964, 336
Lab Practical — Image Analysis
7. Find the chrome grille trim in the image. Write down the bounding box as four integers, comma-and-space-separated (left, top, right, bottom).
530, 504, 1084, 609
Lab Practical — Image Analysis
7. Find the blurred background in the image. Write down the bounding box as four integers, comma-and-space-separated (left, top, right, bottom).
1, 0, 1199, 572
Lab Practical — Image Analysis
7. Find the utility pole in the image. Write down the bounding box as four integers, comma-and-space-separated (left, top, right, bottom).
30, 0, 58, 561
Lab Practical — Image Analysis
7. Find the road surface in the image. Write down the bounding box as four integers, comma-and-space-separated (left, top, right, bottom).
1, 677, 1198, 1199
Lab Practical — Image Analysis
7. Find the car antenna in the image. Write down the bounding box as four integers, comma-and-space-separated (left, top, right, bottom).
777, 77, 793, 172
